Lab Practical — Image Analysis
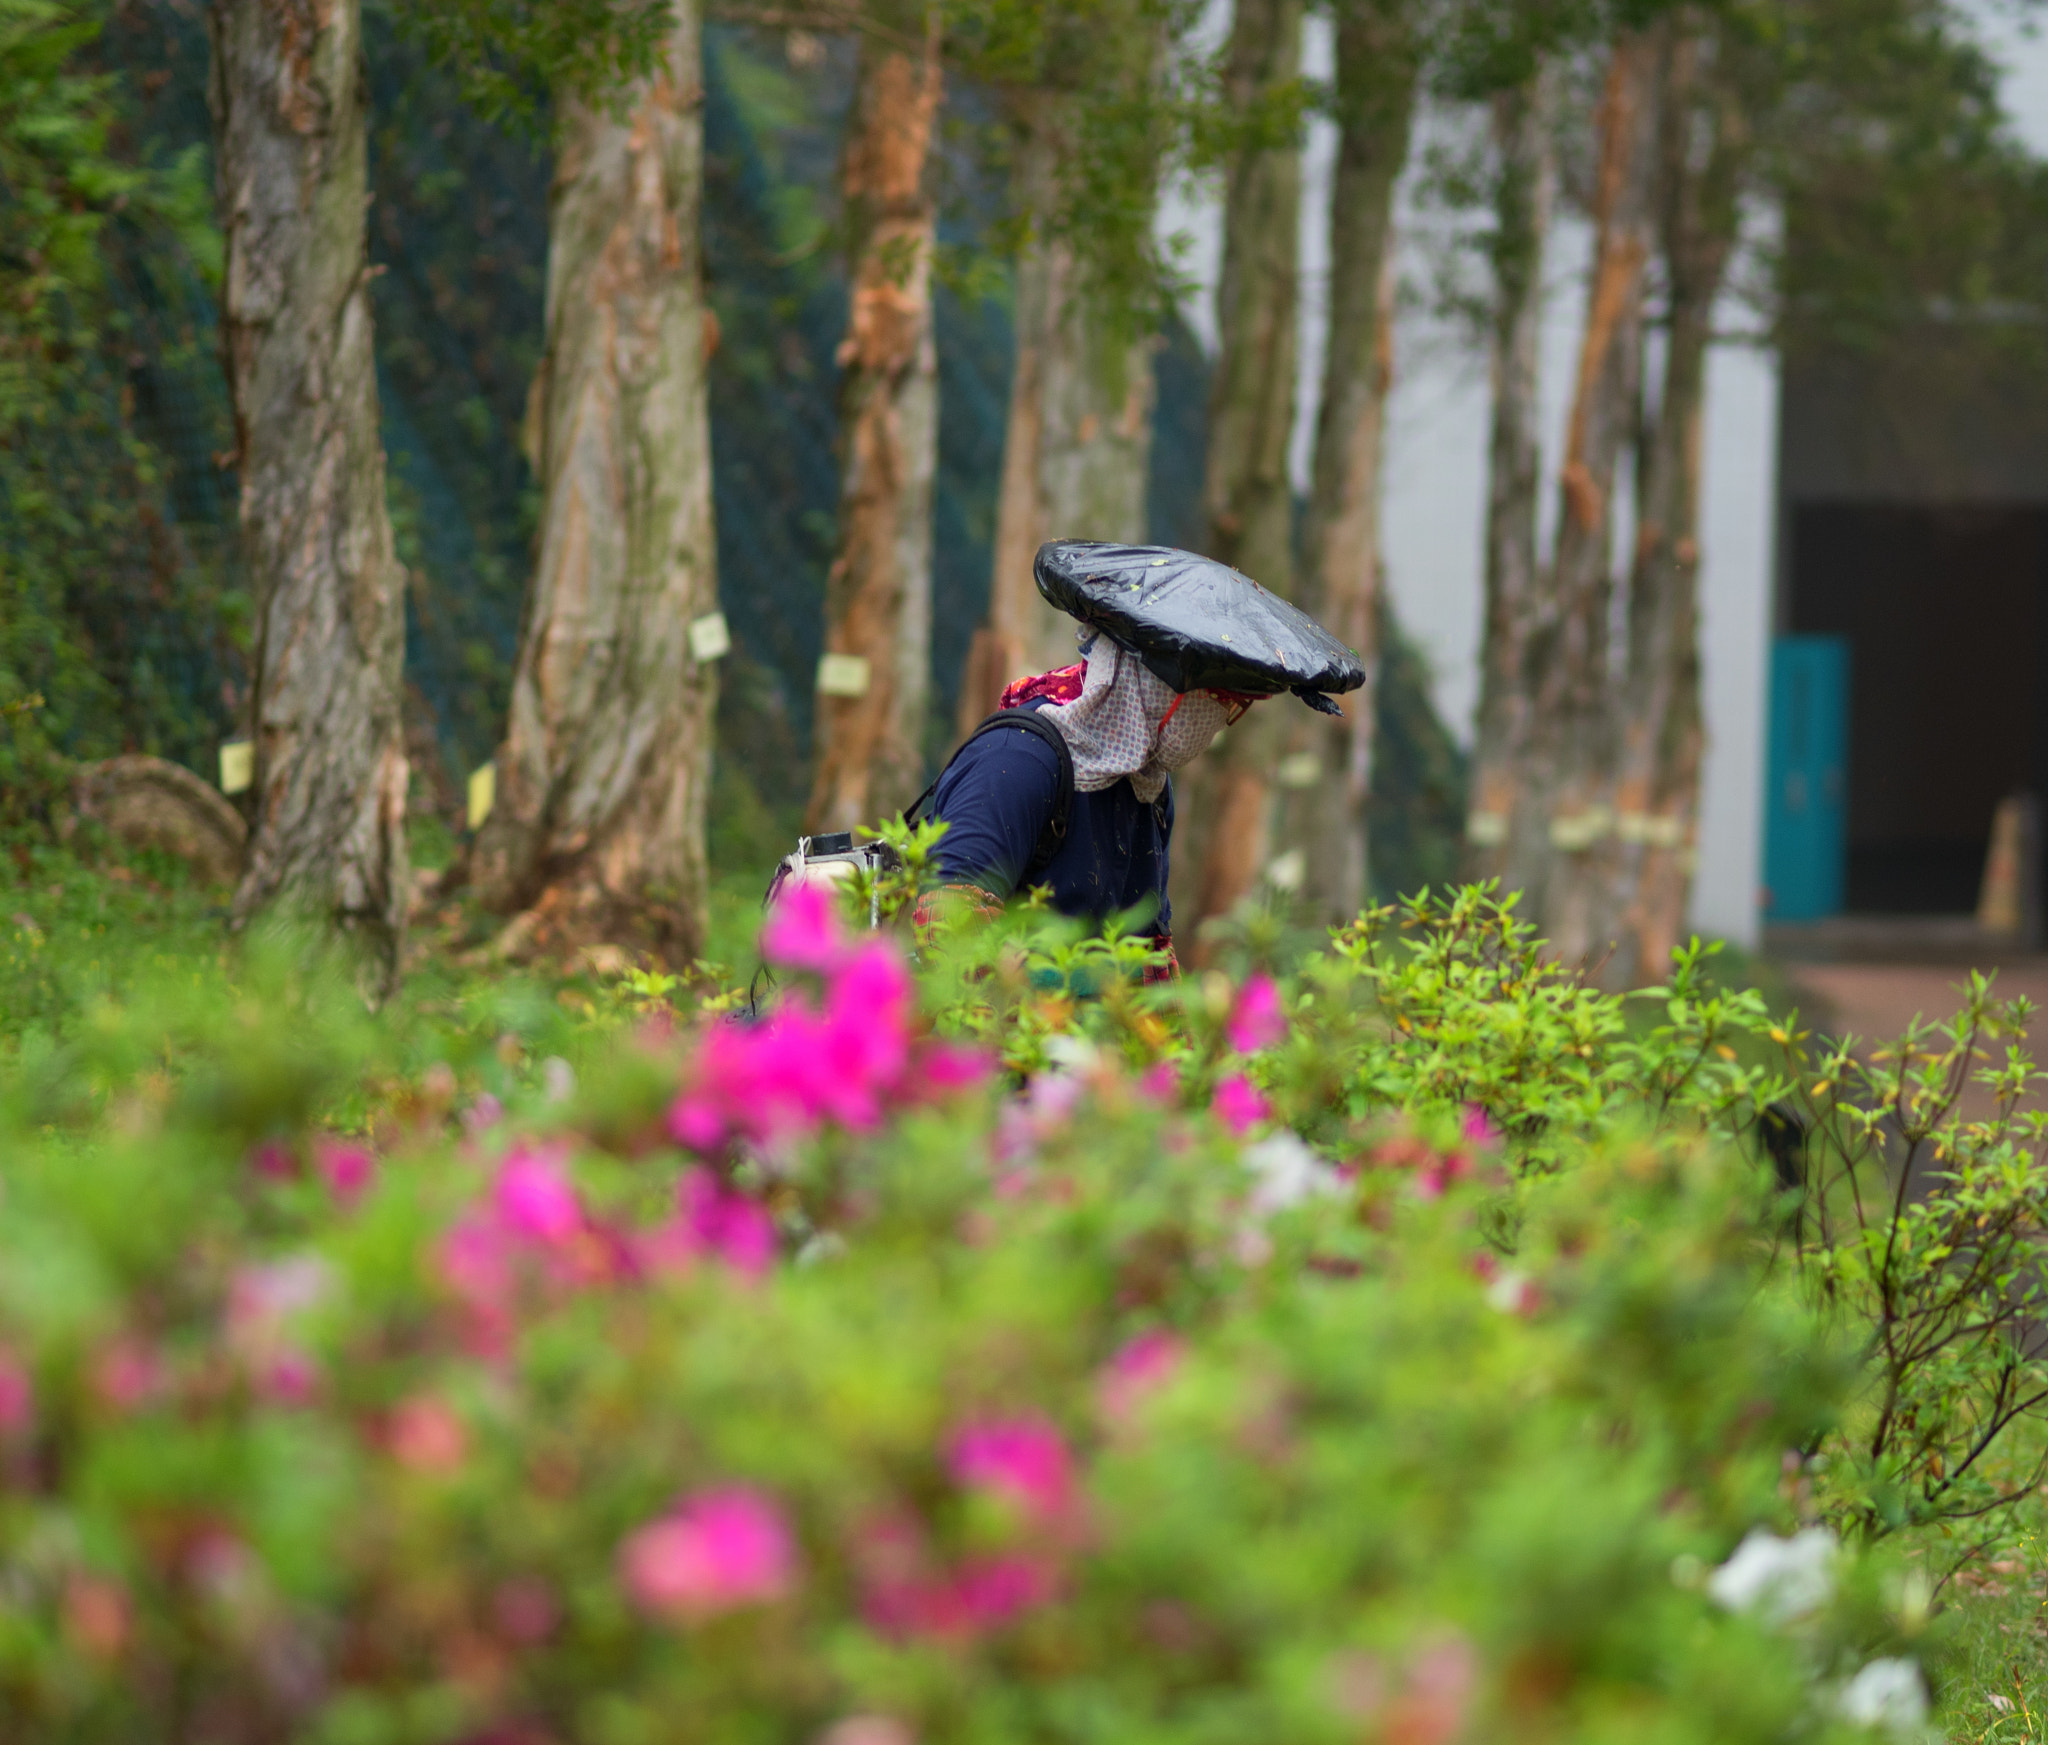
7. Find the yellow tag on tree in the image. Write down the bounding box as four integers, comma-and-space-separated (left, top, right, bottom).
467, 762, 497, 831
219, 741, 254, 795
688, 611, 731, 663
816, 653, 872, 698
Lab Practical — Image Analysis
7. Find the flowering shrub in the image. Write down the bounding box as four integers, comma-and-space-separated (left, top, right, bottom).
0, 884, 1985, 1740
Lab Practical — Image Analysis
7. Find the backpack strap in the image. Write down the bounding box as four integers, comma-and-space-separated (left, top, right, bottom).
905, 706, 1075, 889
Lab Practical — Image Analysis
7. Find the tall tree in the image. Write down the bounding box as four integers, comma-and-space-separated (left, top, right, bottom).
1176, 0, 1306, 946
1586, 16, 1749, 983
470, 1, 721, 962
807, 3, 944, 834
968, 92, 1159, 724
1506, 27, 1662, 965
209, 0, 409, 998
1464, 63, 1557, 892
1271, 0, 1420, 925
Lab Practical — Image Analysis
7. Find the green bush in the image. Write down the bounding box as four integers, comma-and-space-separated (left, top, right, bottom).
0, 878, 1976, 1741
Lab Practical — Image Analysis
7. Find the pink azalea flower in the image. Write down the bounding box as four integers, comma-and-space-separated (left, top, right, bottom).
620, 1486, 796, 1619
953, 1553, 1059, 1627
761, 881, 848, 973
676, 1168, 777, 1279
438, 1215, 515, 1307
1097, 1330, 1186, 1427
667, 1092, 726, 1152
249, 1140, 297, 1183
1460, 1105, 1499, 1147
229, 1255, 333, 1331
949, 1417, 1075, 1525
316, 1139, 376, 1204
63, 1572, 131, 1659
93, 1338, 166, 1414
492, 1145, 583, 1246
1211, 1074, 1271, 1136
492, 1575, 560, 1644
1137, 1058, 1182, 1104
917, 1042, 993, 1094
388, 1393, 468, 1472
1226, 974, 1287, 1054
0, 1347, 32, 1436
853, 1511, 1061, 1640
258, 1349, 321, 1407
1413, 1150, 1476, 1202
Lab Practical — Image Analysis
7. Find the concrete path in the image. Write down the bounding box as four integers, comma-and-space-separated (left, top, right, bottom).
1789, 960, 2048, 1049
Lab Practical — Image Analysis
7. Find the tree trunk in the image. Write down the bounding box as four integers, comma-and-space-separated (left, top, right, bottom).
1515, 32, 1662, 964
807, 7, 943, 833
1176, 0, 1304, 950
470, 3, 719, 964
210, 0, 409, 1000
965, 99, 1158, 732
1273, 0, 1417, 926
1464, 66, 1556, 891
1591, 24, 1748, 985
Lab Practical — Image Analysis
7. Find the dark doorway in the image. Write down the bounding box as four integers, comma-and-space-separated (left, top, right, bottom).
1786, 502, 2048, 913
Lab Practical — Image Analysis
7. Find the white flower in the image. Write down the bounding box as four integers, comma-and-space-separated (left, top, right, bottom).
1706, 1527, 1837, 1623
1242, 1131, 1340, 1214
1041, 1033, 1101, 1075
1835, 1658, 1928, 1738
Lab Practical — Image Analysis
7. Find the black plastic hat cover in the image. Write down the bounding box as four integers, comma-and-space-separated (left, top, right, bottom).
1034, 541, 1366, 715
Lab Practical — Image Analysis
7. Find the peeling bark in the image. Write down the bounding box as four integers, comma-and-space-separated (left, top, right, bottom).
210, 0, 409, 1000
965, 100, 1157, 731
808, 7, 943, 832
471, 3, 720, 964
1591, 22, 1749, 985
1176, 0, 1303, 949
1273, 0, 1416, 925
1515, 32, 1662, 963
1465, 67, 1557, 891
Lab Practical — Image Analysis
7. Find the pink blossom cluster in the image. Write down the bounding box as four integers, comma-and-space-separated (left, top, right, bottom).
437, 1144, 777, 1351
0, 1345, 31, 1437
247, 1136, 379, 1204
226, 1254, 332, 1406
1211, 1074, 1272, 1136
1225, 974, 1287, 1055
669, 885, 989, 1153
1365, 1109, 1502, 1200
856, 1414, 1085, 1641
1095, 1330, 1186, 1429
620, 1486, 797, 1620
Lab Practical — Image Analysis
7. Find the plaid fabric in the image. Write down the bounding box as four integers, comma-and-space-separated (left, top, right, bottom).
1035, 635, 1235, 804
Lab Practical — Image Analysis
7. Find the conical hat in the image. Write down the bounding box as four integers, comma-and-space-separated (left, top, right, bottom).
1034, 541, 1365, 714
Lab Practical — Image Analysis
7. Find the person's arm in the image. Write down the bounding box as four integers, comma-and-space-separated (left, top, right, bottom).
929, 723, 1062, 900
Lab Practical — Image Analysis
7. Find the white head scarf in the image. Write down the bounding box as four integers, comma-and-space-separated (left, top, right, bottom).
1038, 632, 1235, 804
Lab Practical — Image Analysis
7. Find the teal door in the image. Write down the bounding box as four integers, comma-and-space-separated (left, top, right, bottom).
1764, 636, 1850, 922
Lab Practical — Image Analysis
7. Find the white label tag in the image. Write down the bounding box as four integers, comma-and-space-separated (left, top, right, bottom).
816, 652, 872, 698
219, 741, 253, 795
688, 611, 731, 663
1265, 849, 1306, 892
467, 762, 497, 830
1276, 752, 1321, 790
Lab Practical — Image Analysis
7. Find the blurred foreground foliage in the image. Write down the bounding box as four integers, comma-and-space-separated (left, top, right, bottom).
6, 833, 2048, 1739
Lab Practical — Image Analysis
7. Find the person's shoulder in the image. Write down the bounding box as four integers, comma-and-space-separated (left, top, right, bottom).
945, 713, 1064, 789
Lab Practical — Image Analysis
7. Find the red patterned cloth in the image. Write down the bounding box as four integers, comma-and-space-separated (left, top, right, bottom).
997, 664, 1086, 711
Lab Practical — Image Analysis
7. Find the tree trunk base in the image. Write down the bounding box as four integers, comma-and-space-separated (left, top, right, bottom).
466, 874, 708, 973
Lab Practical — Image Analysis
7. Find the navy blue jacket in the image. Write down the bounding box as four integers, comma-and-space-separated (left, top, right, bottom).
929, 701, 1174, 939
